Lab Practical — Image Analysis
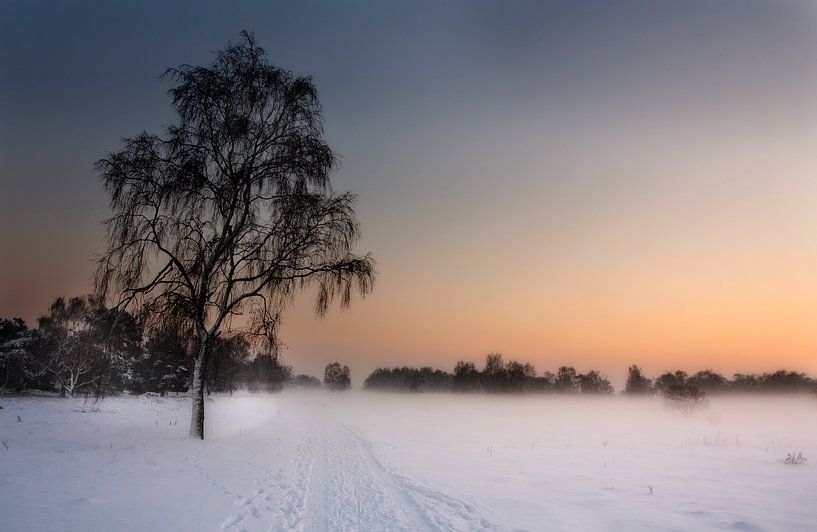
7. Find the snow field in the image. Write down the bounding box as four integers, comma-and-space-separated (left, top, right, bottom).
1, 392, 815, 531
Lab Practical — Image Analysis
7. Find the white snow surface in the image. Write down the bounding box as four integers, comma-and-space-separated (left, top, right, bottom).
1, 391, 816, 531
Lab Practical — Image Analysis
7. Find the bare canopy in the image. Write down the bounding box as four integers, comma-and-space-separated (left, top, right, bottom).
95, 31, 375, 439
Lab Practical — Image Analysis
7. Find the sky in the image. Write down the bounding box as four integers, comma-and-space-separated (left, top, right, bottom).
2, 0, 817, 383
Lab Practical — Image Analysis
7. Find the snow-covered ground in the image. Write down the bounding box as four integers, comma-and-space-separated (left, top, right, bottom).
1, 391, 815, 531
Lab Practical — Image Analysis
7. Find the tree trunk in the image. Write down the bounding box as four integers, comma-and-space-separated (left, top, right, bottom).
189, 341, 209, 439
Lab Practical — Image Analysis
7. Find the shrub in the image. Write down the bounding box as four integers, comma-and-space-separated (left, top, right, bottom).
662, 383, 708, 413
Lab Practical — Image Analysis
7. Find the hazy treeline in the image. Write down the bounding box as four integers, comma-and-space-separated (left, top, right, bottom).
364, 355, 816, 395
364, 353, 614, 393
0, 297, 326, 397
624, 365, 816, 395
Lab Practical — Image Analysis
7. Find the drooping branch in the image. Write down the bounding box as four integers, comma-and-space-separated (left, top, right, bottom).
95, 30, 375, 349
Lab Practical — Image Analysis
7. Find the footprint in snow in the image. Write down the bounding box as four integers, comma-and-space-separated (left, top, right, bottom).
220, 513, 243, 530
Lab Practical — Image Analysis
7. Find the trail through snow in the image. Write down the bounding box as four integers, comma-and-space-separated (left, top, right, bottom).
211, 416, 496, 532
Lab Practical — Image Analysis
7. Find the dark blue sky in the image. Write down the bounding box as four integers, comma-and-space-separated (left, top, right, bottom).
2, 1, 816, 377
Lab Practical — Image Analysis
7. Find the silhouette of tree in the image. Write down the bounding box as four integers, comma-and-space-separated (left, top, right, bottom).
662, 382, 708, 412
482, 353, 506, 391
688, 369, 729, 393
731, 373, 760, 392
505, 360, 537, 392
758, 370, 814, 393
625, 365, 653, 394
452, 361, 480, 392
363, 366, 453, 392
554, 366, 579, 393
95, 32, 374, 438
324, 362, 351, 391
654, 370, 688, 393
241, 351, 291, 392
578, 371, 613, 394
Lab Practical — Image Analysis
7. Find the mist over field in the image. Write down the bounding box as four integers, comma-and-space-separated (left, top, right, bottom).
2, 391, 815, 531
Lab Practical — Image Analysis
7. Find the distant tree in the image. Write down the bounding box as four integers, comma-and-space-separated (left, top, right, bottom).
324, 362, 351, 391
293, 374, 321, 388
731, 373, 760, 392
654, 370, 688, 393
243, 352, 292, 392
662, 382, 707, 413
408, 372, 425, 393
94, 32, 374, 438
452, 361, 480, 392
536, 371, 556, 392
505, 360, 537, 392
688, 370, 729, 393
363, 366, 453, 392
625, 365, 653, 394
578, 371, 614, 394
758, 370, 814, 393
554, 366, 579, 393
483, 353, 506, 391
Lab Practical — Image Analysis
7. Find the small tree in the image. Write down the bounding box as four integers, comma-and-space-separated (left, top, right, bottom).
688, 370, 728, 393
554, 366, 579, 393
654, 370, 688, 393
505, 360, 536, 392
625, 365, 653, 394
578, 371, 614, 394
452, 361, 480, 392
243, 351, 292, 392
95, 32, 374, 438
482, 353, 506, 391
662, 383, 708, 413
324, 362, 351, 391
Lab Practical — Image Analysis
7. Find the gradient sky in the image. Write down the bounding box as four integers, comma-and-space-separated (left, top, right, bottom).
2, 1, 817, 383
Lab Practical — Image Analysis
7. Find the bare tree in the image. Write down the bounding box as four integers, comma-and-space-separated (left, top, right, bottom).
35, 296, 139, 397
95, 32, 375, 438
625, 364, 653, 394
324, 362, 351, 391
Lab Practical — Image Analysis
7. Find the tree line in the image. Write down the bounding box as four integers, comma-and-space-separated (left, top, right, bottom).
624, 365, 816, 395
0, 296, 337, 398
363, 355, 816, 395
364, 353, 614, 394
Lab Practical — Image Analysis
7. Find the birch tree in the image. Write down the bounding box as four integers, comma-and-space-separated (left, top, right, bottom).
36, 296, 140, 397
95, 32, 375, 439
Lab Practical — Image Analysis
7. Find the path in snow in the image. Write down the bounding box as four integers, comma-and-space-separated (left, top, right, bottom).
215, 417, 496, 532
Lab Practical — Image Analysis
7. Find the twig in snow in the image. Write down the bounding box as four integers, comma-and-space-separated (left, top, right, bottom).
2, 440, 8, 450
